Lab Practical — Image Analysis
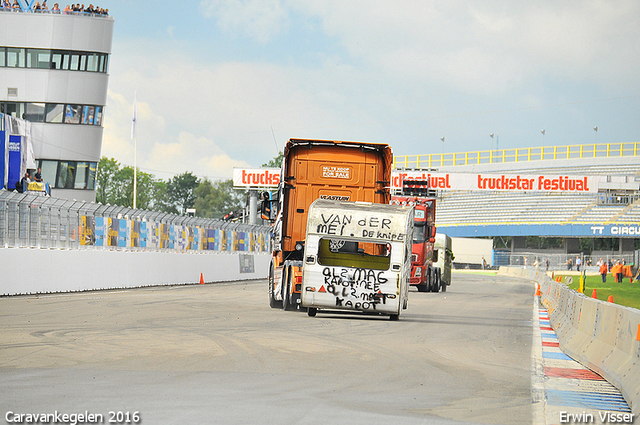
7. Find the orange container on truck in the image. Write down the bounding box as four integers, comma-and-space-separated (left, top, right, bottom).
267, 138, 393, 311
390, 178, 444, 292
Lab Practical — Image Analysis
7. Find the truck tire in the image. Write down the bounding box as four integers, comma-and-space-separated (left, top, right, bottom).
308, 307, 317, 317
431, 268, 439, 292
283, 266, 297, 311
438, 269, 446, 292
417, 267, 430, 292
268, 262, 282, 309
389, 314, 399, 321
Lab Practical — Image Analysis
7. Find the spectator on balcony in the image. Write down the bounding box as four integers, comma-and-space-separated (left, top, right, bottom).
2, 0, 9, 9
63, 4, 70, 12
42, 0, 48, 10
51, 2, 59, 12
33, 1, 41, 10
12, 0, 20, 10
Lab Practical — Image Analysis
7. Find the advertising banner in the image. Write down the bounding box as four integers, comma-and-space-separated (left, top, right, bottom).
95, 217, 105, 246
0, 126, 5, 189
7, 135, 23, 191
118, 219, 127, 247
80, 216, 95, 246
233, 168, 280, 188
391, 170, 611, 193
140, 221, 147, 248
131, 220, 140, 248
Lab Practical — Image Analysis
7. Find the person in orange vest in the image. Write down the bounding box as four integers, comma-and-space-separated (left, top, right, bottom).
599, 261, 608, 283
612, 260, 623, 283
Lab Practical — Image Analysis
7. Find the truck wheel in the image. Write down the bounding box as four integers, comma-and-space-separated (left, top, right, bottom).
439, 269, 446, 292
431, 269, 439, 292
417, 283, 428, 292
283, 267, 297, 311
389, 314, 399, 321
308, 307, 317, 317
268, 262, 282, 309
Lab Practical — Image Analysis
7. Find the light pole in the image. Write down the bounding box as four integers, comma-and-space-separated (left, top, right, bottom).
441, 136, 445, 154
541, 129, 545, 147
594, 126, 598, 144
489, 133, 494, 151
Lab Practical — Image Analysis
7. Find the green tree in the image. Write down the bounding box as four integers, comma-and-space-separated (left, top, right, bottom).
262, 151, 284, 168
96, 157, 120, 204
194, 179, 245, 219
96, 156, 158, 209
167, 172, 200, 214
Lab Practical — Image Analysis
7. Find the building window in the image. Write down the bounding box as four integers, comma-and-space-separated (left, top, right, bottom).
24, 103, 46, 122
1, 102, 25, 118
27, 49, 52, 69
86, 53, 99, 72
2, 102, 104, 126
64, 104, 81, 124
51, 50, 66, 70
7, 48, 25, 68
38, 159, 98, 190
45, 104, 64, 123
81, 106, 95, 124
2, 46, 109, 73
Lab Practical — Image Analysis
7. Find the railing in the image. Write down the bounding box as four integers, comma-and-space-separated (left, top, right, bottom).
0, 6, 111, 18
0, 190, 271, 253
393, 142, 640, 169
493, 251, 638, 271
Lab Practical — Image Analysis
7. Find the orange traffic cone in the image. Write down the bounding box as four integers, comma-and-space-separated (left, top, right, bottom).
535, 284, 541, 296
607, 295, 613, 303
591, 288, 597, 299
199, 273, 205, 285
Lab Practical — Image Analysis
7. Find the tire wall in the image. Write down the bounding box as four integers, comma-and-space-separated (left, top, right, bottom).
498, 266, 640, 416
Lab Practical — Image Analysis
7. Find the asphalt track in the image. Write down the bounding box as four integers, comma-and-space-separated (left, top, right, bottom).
0, 272, 535, 425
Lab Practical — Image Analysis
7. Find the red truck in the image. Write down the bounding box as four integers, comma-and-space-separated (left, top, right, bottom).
390, 179, 443, 292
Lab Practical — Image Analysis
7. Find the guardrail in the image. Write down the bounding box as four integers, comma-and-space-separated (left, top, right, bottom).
394, 142, 640, 169
499, 266, 640, 416
0, 189, 271, 253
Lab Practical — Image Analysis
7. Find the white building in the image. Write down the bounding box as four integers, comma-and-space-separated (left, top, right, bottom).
0, 6, 114, 201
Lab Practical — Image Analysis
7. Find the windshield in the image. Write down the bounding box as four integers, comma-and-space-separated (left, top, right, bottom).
413, 224, 425, 244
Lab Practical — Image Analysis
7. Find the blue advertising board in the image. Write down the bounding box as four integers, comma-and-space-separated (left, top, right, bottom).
439, 223, 640, 238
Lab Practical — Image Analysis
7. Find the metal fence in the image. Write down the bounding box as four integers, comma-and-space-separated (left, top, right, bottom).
394, 142, 640, 169
494, 251, 638, 272
0, 190, 272, 253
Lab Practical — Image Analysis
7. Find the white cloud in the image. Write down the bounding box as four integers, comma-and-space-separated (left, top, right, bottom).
145, 132, 252, 180
199, 0, 289, 43
292, 0, 640, 93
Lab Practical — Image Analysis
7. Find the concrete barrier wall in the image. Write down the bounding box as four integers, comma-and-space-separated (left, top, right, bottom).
0, 248, 271, 296
498, 266, 640, 416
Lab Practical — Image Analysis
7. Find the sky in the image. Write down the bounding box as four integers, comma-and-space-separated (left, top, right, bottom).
100, 0, 640, 181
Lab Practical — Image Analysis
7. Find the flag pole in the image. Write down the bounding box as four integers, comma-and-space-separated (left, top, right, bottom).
132, 90, 137, 209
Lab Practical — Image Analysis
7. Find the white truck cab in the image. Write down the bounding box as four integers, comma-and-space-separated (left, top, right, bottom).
301, 199, 414, 320
433, 233, 453, 288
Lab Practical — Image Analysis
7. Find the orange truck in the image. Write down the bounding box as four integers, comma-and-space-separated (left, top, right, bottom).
267, 138, 393, 311
390, 179, 443, 292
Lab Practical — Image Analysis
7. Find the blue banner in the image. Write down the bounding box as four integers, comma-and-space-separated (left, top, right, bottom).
8, 135, 22, 191
140, 222, 147, 248
439, 223, 640, 238
95, 217, 105, 246
118, 219, 127, 247
0, 128, 5, 189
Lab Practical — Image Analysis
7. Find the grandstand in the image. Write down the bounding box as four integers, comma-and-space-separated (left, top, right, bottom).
393, 142, 640, 263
